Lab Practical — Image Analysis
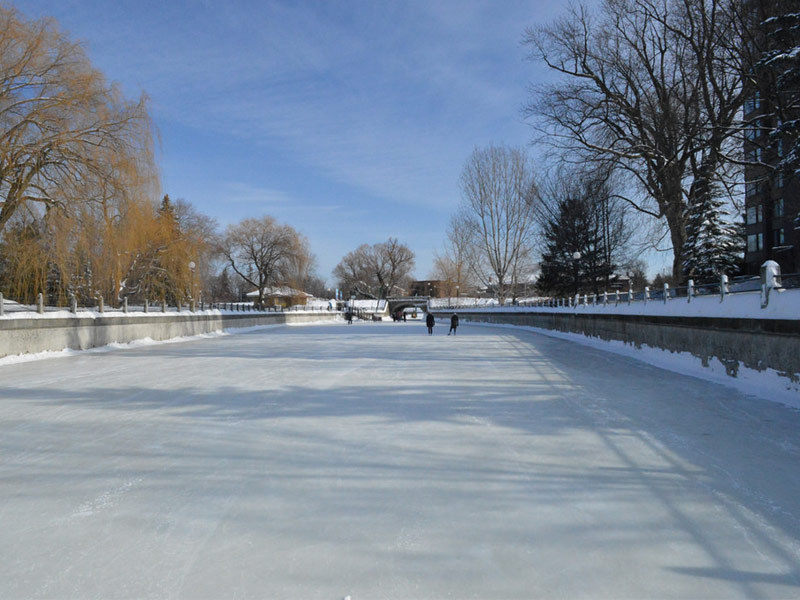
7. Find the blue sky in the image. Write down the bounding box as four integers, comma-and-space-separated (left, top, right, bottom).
17, 0, 583, 283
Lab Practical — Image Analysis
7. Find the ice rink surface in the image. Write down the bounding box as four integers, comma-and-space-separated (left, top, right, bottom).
2, 320, 800, 599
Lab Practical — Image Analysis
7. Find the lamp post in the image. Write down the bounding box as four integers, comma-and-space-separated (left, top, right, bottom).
188, 261, 196, 305
572, 251, 581, 298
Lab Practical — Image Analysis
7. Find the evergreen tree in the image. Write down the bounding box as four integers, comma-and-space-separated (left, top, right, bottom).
536, 195, 615, 297
682, 175, 743, 283
536, 167, 627, 298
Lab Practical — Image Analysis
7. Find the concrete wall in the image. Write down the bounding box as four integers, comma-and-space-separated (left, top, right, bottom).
433, 310, 800, 380
0, 311, 338, 359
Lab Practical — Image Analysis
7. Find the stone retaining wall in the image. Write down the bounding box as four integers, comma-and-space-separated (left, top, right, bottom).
0, 311, 338, 359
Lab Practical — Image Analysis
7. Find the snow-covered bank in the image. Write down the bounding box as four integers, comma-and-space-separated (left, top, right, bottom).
436, 301, 800, 393
433, 286, 800, 320
465, 320, 800, 410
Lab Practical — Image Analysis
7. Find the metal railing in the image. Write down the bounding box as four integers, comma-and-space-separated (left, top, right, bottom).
0, 293, 339, 318
432, 268, 799, 312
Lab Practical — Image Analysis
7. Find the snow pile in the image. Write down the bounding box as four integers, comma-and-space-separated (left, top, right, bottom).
429, 297, 501, 309
345, 299, 387, 312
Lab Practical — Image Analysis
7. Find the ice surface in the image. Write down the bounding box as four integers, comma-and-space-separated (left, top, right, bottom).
1, 321, 800, 598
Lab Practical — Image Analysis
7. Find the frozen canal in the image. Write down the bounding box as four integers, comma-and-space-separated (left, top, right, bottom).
2, 321, 800, 599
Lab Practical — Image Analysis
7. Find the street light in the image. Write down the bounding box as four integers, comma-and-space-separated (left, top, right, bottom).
188, 261, 196, 302
572, 252, 581, 298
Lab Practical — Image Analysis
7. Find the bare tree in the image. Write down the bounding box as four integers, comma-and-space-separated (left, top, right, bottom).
430, 211, 478, 296
333, 237, 415, 298
376, 238, 415, 297
0, 6, 155, 236
220, 216, 309, 307
524, 0, 749, 282
459, 145, 538, 305
334, 244, 377, 298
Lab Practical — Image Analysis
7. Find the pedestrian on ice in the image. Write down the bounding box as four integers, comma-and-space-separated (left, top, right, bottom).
448, 313, 459, 336
426, 312, 435, 335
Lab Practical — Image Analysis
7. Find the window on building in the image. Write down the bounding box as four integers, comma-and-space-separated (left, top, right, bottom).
746, 205, 763, 225
748, 145, 763, 162
744, 91, 761, 114
748, 233, 763, 253
746, 181, 761, 197
773, 228, 785, 246
775, 197, 784, 218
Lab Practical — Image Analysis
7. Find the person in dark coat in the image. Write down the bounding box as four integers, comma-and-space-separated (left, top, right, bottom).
448, 313, 459, 335
425, 312, 435, 335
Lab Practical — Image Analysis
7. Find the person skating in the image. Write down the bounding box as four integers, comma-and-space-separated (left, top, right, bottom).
425, 312, 435, 335
448, 313, 459, 335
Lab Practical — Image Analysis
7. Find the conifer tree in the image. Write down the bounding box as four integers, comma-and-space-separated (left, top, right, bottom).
536, 195, 615, 297
682, 176, 743, 283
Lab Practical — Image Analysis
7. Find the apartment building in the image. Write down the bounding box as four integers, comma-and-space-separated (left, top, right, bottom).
742, 0, 799, 276
743, 90, 798, 275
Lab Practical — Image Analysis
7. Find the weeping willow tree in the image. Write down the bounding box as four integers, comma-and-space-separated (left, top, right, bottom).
0, 6, 223, 306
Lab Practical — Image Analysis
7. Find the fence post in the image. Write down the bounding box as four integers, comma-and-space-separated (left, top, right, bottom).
615, 290, 620, 306
70, 295, 76, 314
144, 299, 149, 313
760, 260, 781, 308
644, 287, 649, 304
123, 297, 128, 313
191, 300, 196, 312
177, 300, 181, 313
37, 292, 44, 314
628, 284, 633, 305
603, 291, 608, 306
720, 273, 728, 302
663, 283, 669, 304
98, 295, 104, 314
0, 292, 3, 317
687, 280, 694, 303
162, 296, 166, 313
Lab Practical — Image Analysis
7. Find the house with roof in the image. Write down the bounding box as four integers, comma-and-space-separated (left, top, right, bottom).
245, 286, 312, 308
